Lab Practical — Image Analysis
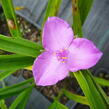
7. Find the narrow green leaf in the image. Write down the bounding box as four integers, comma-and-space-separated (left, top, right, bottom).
94, 76, 109, 87
9, 91, 26, 109
72, 0, 83, 37
78, 0, 93, 25
0, 70, 16, 81
0, 34, 42, 57
63, 89, 89, 105
0, 79, 7, 109
48, 101, 56, 109
17, 87, 33, 109
9, 86, 33, 109
0, 100, 7, 109
72, 0, 93, 30
96, 84, 109, 106
0, 78, 34, 100
1, 0, 22, 38
49, 100, 68, 109
87, 70, 109, 106
70, 72, 109, 87
43, 0, 62, 25
0, 54, 34, 70
73, 71, 108, 109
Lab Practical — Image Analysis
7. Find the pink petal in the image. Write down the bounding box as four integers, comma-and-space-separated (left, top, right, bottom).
32, 52, 69, 86
42, 17, 74, 51
67, 38, 103, 72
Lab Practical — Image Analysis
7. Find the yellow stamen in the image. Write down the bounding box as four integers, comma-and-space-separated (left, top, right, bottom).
62, 61, 65, 63
62, 57, 67, 59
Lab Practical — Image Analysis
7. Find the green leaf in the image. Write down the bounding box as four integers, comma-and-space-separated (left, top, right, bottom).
48, 102, 56, 109
63, 89, 89, 105
71, 72, 109, 87
94, 76, 109, 87
72, 0, 93, 32
49, 100, 68, 109
0, 78, 34, 100
72, 0, 83, 37
0, 80, 7, 109
17, 87, 33, 109
78, 0, 93, 25
0, 34, 42, 57
87, 70, 109, 106
0, 100, 7, 109
0, 70, 16, 81
9, 87, 33, 109
96, 84, 109, 106
0, 54, 34, 70
73, 71, 108, 109
43, 0, 62, 25
1, 0, 22, 38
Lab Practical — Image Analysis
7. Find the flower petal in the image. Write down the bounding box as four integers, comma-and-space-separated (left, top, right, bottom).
42, 17, 74, 51
32, 52, 69, 86
67, 38, 103, 72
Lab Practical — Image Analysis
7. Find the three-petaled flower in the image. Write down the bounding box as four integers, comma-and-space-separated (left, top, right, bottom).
32, 17, 103, 86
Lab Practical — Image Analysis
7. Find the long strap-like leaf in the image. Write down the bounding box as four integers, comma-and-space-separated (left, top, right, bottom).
74, 71, 108, 109
9, 86, 33, 109
0, 78, 34, 100
43, 0, 62, 26
0, 34, 42, 57
0, 54, 34, 70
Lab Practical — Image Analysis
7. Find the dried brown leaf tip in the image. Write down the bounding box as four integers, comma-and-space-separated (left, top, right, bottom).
72, 0, 78, 12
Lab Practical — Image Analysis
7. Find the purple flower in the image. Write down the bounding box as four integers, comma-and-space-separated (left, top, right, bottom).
32, 17, 103, 86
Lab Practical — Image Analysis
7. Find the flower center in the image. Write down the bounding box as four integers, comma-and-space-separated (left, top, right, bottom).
55, 49, 69, 63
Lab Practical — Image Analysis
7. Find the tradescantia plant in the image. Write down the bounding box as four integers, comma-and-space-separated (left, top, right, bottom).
0, 0, 109, 109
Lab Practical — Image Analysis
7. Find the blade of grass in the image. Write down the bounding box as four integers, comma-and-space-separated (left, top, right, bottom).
1, 0, 22, 38
43, 0, 62, 26
63, 89, 89, 105
94, 76, 109, 87
17, 87, 33, 109
87, 70, 109, 106
0, 70, 16, 81
0, 34, 42, 57
0, 78, 34, 100
0, 100, 7, 109
72, 0, 93, 33
72, 0, 83, 37
0, 54, 34, 70
78, 0, 93, 25
48, 101, 56, 109
9, 86, 33, 109
96, 83, 109, 105
70, 72, 109, 87
49, 100, 68, 109
73, 71, 108, 109
0, 80, 7, 109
